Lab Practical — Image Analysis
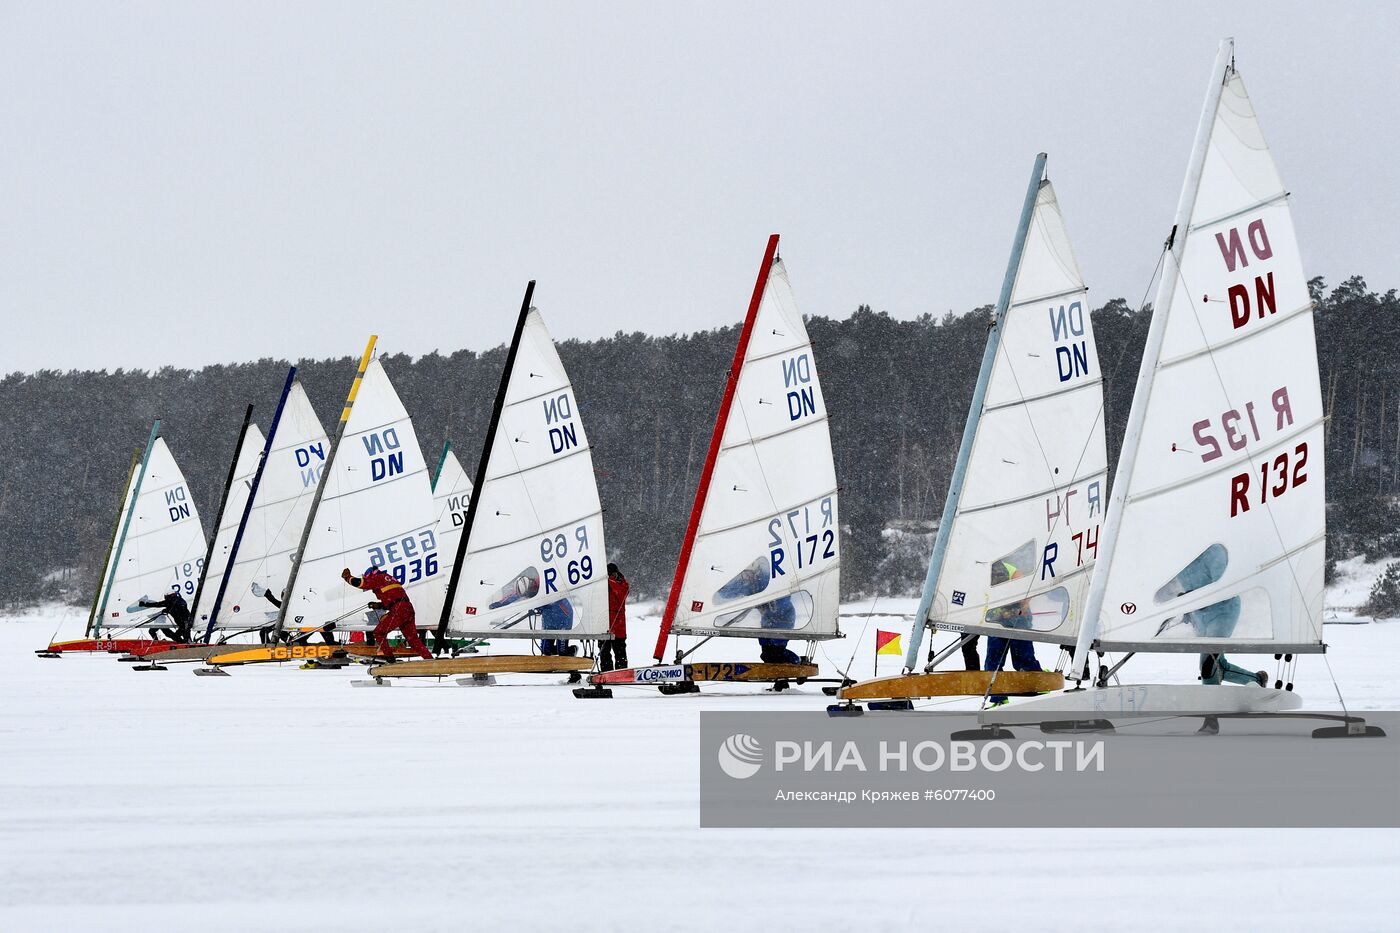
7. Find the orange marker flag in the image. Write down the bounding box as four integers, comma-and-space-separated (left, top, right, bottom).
875, 630, 902, 656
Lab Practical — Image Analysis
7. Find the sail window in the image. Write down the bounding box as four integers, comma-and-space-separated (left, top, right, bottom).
1153, 595, 1241, 639
715, 590, 815, 632
714, 556, 772, 605
990, 540, 1036, 587
488, 567, 542, 609
1155, 544, 1229, 604
982, 586, 1069, 632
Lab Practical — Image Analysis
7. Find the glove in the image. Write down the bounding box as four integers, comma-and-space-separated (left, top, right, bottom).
369, 600, 386, 611
341, 568, 353, 582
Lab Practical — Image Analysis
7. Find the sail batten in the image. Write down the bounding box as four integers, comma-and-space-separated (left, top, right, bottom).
983, 378, 1103, 414
1157, 301, 1313, 369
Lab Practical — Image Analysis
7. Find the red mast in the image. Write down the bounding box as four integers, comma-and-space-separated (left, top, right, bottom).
652, 234, 779, 661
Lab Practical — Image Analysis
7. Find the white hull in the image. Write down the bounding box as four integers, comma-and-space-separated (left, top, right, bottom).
979, 683, 1302, 724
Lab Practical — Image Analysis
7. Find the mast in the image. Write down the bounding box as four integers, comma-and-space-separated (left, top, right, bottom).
203, 368, 296, 637
436, 282, 535, 642
431, 439, 452, 492
190, 403, 253, 636
652, 234, 779, 662
85, 449, 140, 637
904, 153, 1047, 671
1068, 39, 1234, 676
273, 338, 378, 635
92, 420, 161, 637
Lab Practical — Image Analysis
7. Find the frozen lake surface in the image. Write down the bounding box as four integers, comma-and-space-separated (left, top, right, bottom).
2, 604, 1397, 931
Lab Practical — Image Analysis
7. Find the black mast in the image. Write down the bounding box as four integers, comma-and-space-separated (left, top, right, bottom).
190, 404, 254, 639
436, 280, 535, 643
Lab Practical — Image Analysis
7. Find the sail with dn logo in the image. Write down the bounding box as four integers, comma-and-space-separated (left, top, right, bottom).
1071, 40, 1326, 661
441, 288, 608, 643
281, 357, 438, 631
90, 427, 207, 633
654, 235, 842, 657
207, 378, 329, 631
906, 155, 1106, 666
988, 42, 1336, 725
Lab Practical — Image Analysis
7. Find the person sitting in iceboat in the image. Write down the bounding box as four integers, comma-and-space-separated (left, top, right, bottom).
982, 599, 1044, 705
141, 586, 193, 643
537, 598, 576, 657
1154, 545, 1266, 690
717, 559, 801, 665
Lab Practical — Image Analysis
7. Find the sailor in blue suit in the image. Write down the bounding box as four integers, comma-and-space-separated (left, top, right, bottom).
718, 561, 801, 665
538, 598, 575, 656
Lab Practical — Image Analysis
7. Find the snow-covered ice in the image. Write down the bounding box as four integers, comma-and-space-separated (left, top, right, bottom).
2, 604, 1397, 932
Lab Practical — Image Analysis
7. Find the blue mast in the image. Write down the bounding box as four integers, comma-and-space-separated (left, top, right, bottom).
904, 152, 1047, 671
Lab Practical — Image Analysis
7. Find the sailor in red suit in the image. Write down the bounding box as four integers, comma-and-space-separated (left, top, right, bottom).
341, 565, 431, 660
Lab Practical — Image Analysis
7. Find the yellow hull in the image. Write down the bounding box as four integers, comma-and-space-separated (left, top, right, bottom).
839, 670, 1063, 700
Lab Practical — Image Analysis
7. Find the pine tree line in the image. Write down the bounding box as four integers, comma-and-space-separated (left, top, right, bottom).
1, 277, 1395, 610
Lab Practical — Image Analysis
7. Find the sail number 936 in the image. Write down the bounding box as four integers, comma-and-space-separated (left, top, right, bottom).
367, 529, 439, 584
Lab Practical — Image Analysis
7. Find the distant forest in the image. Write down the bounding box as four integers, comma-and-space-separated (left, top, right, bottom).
2, 276, 1398, 610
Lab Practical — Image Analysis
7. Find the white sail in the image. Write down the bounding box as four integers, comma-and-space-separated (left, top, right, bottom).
668, 257, 842, 641
283, 359, 440, 631
1085, 54, 1325, 654
926, 179, 1106, 647
445, 309, 607, 639
417, 447, 473, 632
213, 382, 328, 628
96, 437, 207, 628
190, 423, 265, 627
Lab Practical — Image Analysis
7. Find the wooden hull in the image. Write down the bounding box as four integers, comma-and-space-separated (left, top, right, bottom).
978, 683, 1303, 723
840, 670, 1064, 701
591, 661, 818, 686
136, 644, 255, 663
343, 643, 400, 658
369, 655, 594, 678
43, 638, 188, 657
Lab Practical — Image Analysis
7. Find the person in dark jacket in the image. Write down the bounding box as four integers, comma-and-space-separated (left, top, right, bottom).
756, 596, 800, 665
717, 560, 802, 665
342, 566, 430, 660
599, 563, 630, 671
142, 587, 193, 642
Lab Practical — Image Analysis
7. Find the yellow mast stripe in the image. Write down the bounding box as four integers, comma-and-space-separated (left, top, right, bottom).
340, 336, 378, 421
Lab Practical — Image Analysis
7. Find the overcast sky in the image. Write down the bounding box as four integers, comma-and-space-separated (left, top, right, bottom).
3, 2, 1397, 373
